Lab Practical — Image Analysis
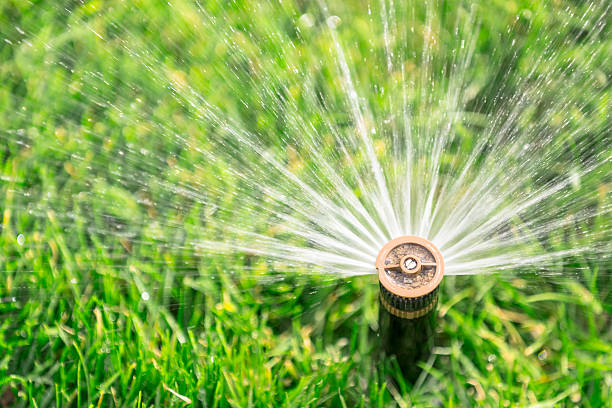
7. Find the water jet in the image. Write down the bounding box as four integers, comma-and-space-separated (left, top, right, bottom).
376, 236, 444, 381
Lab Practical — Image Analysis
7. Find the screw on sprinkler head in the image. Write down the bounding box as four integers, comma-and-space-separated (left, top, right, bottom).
376, 235, 444, 381
377, 235, 444, 302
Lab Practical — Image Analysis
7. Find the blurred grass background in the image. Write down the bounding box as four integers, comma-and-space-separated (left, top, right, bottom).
0, 0, 611, 406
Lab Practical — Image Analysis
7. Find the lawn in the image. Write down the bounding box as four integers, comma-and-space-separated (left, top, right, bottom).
0, 0, 611, 407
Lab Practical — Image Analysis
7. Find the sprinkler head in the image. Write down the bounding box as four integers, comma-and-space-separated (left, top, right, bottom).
376, 235, 444, 318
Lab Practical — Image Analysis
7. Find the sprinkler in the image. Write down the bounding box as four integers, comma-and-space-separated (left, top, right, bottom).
376, 235, 444, 381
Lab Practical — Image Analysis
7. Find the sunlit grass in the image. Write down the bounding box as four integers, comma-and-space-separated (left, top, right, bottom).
0, 0, 610, 406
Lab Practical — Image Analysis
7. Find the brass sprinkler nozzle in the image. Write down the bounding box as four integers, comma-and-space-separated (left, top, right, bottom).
376, 235, 444, 381
377, 235, 444, 301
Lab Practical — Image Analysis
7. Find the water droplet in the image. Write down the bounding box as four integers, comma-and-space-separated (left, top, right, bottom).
326, 16, 341, 29
298, 13, 314, 28
16, 234, 25, 246
537, 350, 548, 360
141, 291, 150, 301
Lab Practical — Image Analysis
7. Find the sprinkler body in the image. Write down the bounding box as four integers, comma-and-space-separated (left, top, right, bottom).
376, 236, 444, 381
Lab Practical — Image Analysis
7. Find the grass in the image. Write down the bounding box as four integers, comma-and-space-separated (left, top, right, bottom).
1, 0, 611, 406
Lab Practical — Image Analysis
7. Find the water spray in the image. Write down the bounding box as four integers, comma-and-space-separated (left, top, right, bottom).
376, 236, 444, 381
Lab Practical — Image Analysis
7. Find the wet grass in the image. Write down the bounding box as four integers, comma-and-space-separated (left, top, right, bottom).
1, 0, 611, 407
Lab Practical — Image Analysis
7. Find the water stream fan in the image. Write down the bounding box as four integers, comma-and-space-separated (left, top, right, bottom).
376, 236, 444, 380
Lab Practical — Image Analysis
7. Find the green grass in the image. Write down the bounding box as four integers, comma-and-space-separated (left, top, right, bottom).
1, 0, 611, 407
